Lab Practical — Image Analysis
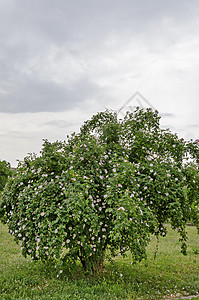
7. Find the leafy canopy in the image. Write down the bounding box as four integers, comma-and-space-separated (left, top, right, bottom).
0, 108, 198, 273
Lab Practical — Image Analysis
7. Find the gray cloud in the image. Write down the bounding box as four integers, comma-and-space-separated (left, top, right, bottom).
187, 124, 199, 128
1, 0, 199, 114
0, 75, 102, 113
160, 113, 175, 118
46, 120, 80, 128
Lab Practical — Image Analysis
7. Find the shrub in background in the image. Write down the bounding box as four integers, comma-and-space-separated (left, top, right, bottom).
0, 108, 198, 273
0, 160, 11, 193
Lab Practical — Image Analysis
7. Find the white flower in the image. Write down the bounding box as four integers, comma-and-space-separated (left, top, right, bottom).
118, 207, 125, 211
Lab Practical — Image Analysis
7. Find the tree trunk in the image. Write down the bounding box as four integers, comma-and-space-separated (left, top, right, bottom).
79, 253, 105, 274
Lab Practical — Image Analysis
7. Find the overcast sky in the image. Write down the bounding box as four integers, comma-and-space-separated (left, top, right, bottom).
0, 0, 199, 167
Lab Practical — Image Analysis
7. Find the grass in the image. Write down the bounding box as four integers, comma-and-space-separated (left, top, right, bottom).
0, 222, 199, 300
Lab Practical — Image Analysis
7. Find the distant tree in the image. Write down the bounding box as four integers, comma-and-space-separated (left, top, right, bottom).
0, 108, 198, 274
0, 160, 11, 192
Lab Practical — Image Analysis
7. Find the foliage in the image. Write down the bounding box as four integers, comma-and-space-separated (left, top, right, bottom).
0, 159, 11, 192
0, 108, 199, 273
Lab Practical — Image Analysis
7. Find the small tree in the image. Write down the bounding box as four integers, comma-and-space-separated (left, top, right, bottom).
0, 160, 11, 193
0, 108, 198, 273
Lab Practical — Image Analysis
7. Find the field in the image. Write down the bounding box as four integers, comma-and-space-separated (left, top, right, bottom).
0, 221, 199, 300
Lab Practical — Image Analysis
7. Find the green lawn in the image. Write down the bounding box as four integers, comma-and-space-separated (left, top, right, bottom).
0, 221, 199, 300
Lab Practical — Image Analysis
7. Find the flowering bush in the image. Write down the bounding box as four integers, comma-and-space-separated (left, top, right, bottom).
0, 108, 199, 273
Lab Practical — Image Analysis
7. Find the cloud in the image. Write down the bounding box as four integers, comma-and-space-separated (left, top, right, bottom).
187, 124, 199, 128
1, 0, 199, 115
160, 113, 175, 118
0, 74, 104, 113
46, 120, 80, 128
